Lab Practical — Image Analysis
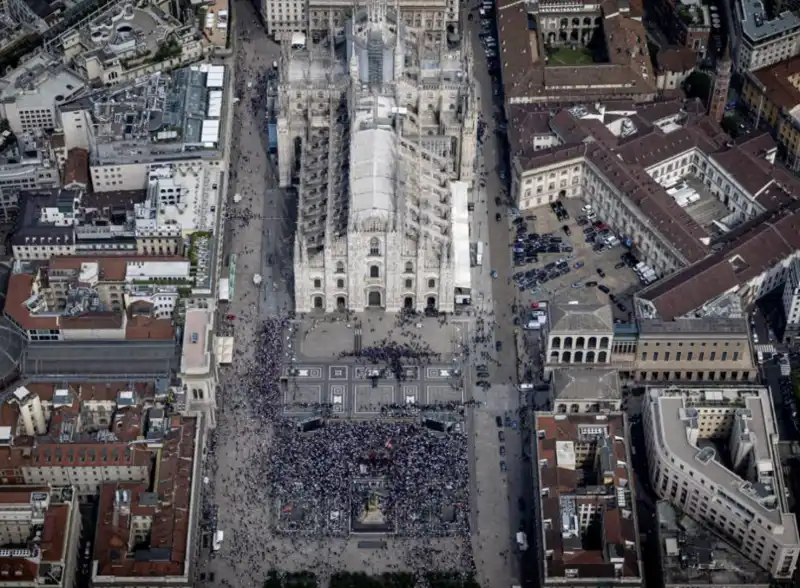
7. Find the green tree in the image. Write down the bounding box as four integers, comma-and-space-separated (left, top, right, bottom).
683, 71, 712, 104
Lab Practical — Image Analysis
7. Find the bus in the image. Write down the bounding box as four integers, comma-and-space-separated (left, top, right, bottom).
476, 241, 484, 266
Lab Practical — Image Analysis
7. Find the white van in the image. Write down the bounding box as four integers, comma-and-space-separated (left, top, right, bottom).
212, 530, 224, 551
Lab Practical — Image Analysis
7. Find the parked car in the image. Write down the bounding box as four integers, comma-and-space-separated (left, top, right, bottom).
598, 284, 610, 293
597, 267, 606, 277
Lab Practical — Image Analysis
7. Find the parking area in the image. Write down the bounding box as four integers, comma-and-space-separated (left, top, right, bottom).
506, 197, 644, 320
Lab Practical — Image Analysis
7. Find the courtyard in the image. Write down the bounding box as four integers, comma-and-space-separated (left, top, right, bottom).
545, 46, 595, 65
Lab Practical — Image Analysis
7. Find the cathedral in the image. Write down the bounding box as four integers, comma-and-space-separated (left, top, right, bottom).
278, 0, 477, 313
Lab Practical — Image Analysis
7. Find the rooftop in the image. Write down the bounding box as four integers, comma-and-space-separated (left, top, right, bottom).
11, 188, 80, 247
93, 415, 198, 580
497, 0, 655, 105
514, 100, 796, 272
549, 292, 614, 333
636, 199, 800, 319
0, 54, 85, 111
180, 308, 211, 372
637, 316, 749, 335
551, 368, 621, 401
4, 257, 181, 338
656, 500, 771, 587
73, 2, 176, 63
736, 0, 800, 44
61, 63, 226, 163
0, 486, 76, 583
535, 412, 641, 581
748, 55, 800, 126
646, 386, 798, 536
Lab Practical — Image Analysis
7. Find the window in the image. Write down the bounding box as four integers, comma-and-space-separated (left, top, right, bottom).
428, 278, 436, 288
336, 261, 345, 273
370, 266, 380, 278
369, 238, 380, 256
641, 352, 647, 361
313, 279, 322, 288
405, 261, 413, 273
405, 279, 412, 288
337, 279, 344, 288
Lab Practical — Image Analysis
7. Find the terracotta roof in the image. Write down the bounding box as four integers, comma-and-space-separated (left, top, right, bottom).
536, 413, 640, 580
41, 504, 70, 563
125, 315, 175, 341
655, 46, 697, 73
4, 273, 59, 330
749, 55, 800, 112
59, 312, 124, 331
638, 201, 800, 319
710, 148, 774, 196
49, 255, 187, 282
64, 147, 89, 187
94, 416, 197, 580
512, 103, 793, 267
30, 443, 151, 469
0, 486, 50, 504
497, 0, 655, 104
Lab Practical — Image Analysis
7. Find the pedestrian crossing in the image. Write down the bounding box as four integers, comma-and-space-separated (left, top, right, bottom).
754, 344, 777, 356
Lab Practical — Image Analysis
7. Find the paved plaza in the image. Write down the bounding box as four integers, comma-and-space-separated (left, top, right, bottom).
282, 313, 471, 417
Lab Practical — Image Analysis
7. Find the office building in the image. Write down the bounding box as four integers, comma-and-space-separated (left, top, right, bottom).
0, 55, 85, 135
643, 386, 800, 578
732, 0, 800, 71
740, 55, 800, 171
284, 0, 477, 313
634, 316, 757, 383
533, 412, 643, 586
549, 368, 622, 414
655, 500, 771, 588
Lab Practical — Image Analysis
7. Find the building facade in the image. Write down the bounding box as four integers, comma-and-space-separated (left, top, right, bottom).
643, 386, 800, 578
782, 257, 800, 347
732, 0, 800, 72
286, 0, 477, 313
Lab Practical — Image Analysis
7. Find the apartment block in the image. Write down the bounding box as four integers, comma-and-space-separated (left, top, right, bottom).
533, 412, 643, 587
731, 0, 800, 71
643, 386, 800, 578
11, 188, 184, 261
0, 485, 81, 588
782, 257, 800, 347
0, 382, 202, 587
3, 255, 185, 342
0, 55, 85, 135
0, 132, 61, 223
